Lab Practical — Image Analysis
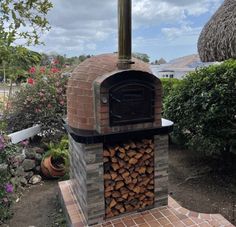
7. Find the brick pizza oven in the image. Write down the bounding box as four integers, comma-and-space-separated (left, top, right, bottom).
66, 0, 173, 226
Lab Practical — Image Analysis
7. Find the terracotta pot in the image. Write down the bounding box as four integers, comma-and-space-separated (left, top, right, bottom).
41, 156, 66, 178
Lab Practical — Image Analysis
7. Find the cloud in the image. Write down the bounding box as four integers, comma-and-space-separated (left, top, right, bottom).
162, 25, 202, 41
133, 0, 186, 27
132, 0, 223, 27
30, 0, 223, 57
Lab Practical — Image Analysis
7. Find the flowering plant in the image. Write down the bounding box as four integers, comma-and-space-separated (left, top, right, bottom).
0, 135, 5, 151
5, 68, 68, 140
27, 65, 60, 77
28, 66, 36, 74
0, 142, 13, 223
0, 135, 8, 164
0, 177, 14, 222
5, 184, 13, 193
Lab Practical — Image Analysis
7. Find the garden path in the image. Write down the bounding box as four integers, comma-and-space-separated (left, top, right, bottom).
7, 180, 66, 227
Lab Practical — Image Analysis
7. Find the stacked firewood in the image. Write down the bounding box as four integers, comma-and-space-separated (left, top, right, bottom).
103, 139, 155, 218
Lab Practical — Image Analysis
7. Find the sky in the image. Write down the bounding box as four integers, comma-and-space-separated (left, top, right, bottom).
30, 0, 224, 62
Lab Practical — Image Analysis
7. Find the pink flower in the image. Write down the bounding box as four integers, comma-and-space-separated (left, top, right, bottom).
0, 135, 5, 151
20, 140, 29, 147
50, 67, 60, 74
28, 67, 36, 74
5, 183, 14, 193
27, 78, 34, 85
47, 104, 52, 108
39, 92, 44, 97
52, 59, 59, 65
60, 100, 65, 105
40, 67, 46, 73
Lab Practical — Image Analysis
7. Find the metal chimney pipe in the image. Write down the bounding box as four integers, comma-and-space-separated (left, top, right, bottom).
117, 0, 132, 69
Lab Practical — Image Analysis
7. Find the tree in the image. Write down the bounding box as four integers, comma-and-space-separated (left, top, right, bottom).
0, 0, 53, 46
154, 58, 167, 65
0, 0, 52, 76
164, 60, 236, 155
40, 53, 51, 66
0, 46, 41, 84
65, 56, 80, 66
5, 47, 41, 79
2, 46, 41, 105
0, 0, 52, 102
132, 53, 150, 63
78, 54, 91, 63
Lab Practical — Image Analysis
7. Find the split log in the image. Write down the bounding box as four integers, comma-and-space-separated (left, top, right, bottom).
129, 158, 138, 165
111, 172, 118, 180
118, 152, 125, 159
119, 147, 126, 153
104, 174, 111, 180
115, 181, 124, 190
104, 149, 110, 157
115, 175, 123, 181
110, 199, 117, 208
109, 148, 116, 157
111, 157, 118, 163
112, 191, 121, 198
104, 138, 155, 218
112, 163, 120, 171
127, 150, 137, 158
134, 153, 143, 160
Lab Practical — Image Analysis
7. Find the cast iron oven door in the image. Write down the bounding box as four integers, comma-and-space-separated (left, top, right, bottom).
109, 81, 155, 126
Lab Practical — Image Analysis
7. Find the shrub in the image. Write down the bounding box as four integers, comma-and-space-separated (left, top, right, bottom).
0, 175, 13, 223
164, 60, 236, 155
0, 135, 14, 223
44, 136, 69, 168
4, 69, 68, 139
160, 78, 182, 100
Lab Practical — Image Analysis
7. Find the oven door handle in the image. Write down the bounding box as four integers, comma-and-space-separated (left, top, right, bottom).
110, 94, 121, 103
110, 111, 122, 119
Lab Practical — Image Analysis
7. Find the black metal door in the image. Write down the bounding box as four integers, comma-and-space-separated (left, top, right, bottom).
109, 82, 155, 126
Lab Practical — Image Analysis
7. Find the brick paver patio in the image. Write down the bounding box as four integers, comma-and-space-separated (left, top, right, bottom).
59, 181, 234, 227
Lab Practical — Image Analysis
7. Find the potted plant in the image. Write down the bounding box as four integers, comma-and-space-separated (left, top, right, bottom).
41, 137, 69, 178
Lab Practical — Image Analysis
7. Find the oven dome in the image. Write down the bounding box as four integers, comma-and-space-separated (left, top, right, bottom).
67, 53, 153, 130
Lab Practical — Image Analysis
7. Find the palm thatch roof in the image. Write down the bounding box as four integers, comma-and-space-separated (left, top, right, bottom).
198, 0, 236, 62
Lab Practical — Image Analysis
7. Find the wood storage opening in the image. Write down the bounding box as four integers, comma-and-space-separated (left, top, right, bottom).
103, 138, 155, 218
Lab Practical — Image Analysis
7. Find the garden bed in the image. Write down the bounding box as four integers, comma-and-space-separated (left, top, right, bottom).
169, 145, 236, 225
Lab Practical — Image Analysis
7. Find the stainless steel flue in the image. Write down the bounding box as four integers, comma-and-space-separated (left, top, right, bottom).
117, 0, 132, 69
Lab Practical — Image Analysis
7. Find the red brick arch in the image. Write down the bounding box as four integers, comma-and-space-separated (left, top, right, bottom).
67, 53, 161, 131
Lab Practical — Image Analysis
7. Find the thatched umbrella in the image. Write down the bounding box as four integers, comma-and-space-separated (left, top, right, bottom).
198, 0, 236, 62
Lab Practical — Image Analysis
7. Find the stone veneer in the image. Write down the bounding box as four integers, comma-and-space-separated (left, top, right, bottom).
154, 134, 169, 207
69, 135, 105, 225
69, 133, 169, 226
